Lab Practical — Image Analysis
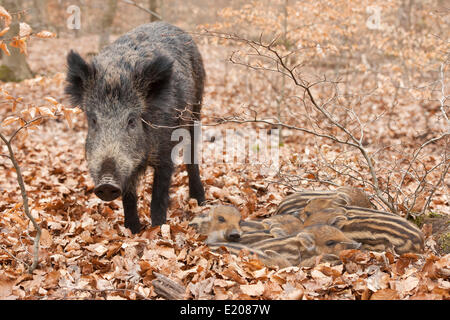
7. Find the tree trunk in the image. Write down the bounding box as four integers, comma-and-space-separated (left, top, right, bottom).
30, 0, 51, 31
98, 0, 118, 51
0, 0, 33, 82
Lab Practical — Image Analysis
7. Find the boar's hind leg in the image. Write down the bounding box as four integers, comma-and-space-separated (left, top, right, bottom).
187, 123, 205, 205
187, 163, 205, 204
122, 191, 142, 234
151, 163, 174, 226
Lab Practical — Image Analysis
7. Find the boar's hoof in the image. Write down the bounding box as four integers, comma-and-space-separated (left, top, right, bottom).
94, 183, 121, 201
125, 220, 143, 234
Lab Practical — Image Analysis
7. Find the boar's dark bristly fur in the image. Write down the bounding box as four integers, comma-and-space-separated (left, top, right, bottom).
65, 22, 206, 233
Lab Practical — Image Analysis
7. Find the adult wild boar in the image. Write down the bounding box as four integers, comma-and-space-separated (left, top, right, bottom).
65, 22, 206, 233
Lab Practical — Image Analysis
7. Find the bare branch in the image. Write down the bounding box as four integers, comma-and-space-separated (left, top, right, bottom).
121, 0, 162, 20
421, 160, 450, 215
396, 132, 449, 205
0, 131, 41, 273
438, 61, 449, 123
0, 244, 29, 269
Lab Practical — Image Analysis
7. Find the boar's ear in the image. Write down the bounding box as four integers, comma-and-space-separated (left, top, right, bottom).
297, 232, 316, 252
134, 55, 173, 97
65, 50, 93, 108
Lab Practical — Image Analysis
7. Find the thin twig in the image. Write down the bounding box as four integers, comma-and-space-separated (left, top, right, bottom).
438, 62, 449, 123
0, 131, 41, 273
121, 0, 162, 20
421, 159, 449, 215
396, 132, 449, 205
0, 244, 29, 268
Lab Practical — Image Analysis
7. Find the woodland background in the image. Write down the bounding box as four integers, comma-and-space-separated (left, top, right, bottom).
0, 0, 449, 300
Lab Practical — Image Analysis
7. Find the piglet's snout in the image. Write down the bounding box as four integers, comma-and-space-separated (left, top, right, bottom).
226, 229, 242, 242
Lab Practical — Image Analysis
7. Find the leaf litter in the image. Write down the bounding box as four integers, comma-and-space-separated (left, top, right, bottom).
0, 34, 448, 300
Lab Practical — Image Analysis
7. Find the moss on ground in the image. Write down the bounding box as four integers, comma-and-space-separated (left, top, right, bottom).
437, 231, 450, 255
0, 65, 17, 82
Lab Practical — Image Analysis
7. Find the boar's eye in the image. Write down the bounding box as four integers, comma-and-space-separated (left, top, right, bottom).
89, 115, 97, 128
217, 216, 226, 223
127, 117, 137, 129
325, 240, 337, 247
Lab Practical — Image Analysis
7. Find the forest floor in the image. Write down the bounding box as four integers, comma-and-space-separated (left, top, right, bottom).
0, 34, 448, 300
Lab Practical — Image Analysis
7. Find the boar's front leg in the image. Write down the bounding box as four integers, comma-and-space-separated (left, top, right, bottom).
150, 163, 174, 226
122, 190, 142, 234
186, 123, 205, 205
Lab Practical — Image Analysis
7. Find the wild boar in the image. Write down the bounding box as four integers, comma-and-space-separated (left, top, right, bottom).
65, 22, 206, 233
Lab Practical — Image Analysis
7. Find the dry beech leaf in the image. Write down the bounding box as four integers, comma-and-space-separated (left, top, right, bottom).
0, 27, 9, 37
85, 243, 108, 256
63, 109, 73, 128
1, 116, 20, 126
35, 30, 56, 38
19, 22, 32, 38
161, 224, 171, 239
9, 37, 28, 55
0, 41, 10, 56
20, 107, 37, 119
38, 107, 56, 118
72, 107, 82, 114
44, 96, 59, 105
188, 277, 215, 299
366, 268, 389, 292
43, 270, 60, 288
240, 281, 265, 296
0, 6, 11, 27
370, 288, 400, 300
391, 277, 420, 294
434, 254, 450, 278
40, 228, 53, 247
0, 279, 15, 299
394, 253, 419, 275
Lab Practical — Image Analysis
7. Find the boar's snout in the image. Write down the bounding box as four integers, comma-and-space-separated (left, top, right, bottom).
94, 183, 121, 201
93, 158, 121, 201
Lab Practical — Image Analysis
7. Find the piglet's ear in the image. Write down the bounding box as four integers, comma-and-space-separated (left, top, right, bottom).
328, 215, 347, 226
188, 212, 211, 231
134, 55, 173, 98
188, 222, 200, 231
297, 232, 316, 252
65, 50, 93, 108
